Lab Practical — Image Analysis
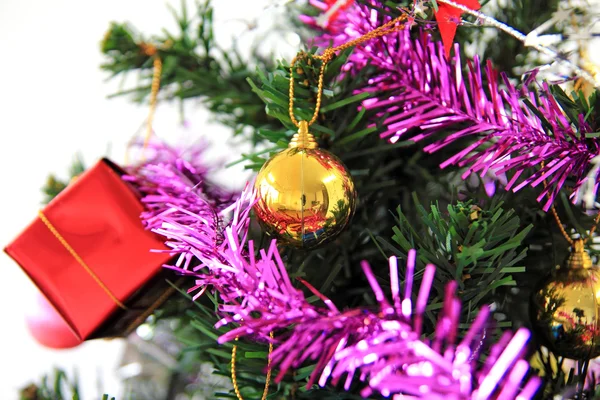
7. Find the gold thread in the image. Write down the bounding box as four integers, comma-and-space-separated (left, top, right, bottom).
125, 43, 164, 164
288, 14, 407, 128
38, 211, 127, 310
541, 162, 600, 244
231, 331, 274, 400
550, 205, 575, 245
144, 55, 162, 151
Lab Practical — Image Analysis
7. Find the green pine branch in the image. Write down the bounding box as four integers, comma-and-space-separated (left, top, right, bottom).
20, 368, 88, 400
377, 195, 532, 335
42, 155, 85, 204
101, 0, 277, 140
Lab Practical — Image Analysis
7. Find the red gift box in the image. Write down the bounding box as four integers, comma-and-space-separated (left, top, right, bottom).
5, 159, 173, 341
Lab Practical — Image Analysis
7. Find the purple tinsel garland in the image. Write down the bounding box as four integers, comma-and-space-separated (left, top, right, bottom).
302, 0, 599, 211
131, 142, 540, 398
124, 140, 237, 273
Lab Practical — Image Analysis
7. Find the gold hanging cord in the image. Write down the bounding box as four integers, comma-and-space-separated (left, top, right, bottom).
549, 205, 600, 246
231, 332, 274, 400
288, 14, 408, 128
541, 161, 600, 246
139, 43, 163, 150
124, 43, 164, 164
541, 162, 600, 249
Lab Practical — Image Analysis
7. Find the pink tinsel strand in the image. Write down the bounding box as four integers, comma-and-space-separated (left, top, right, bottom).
124, 139, 238, 267
132, 142, 539, 398
214, 227, 540, 397
303, 1, 598, 211
155, 196, 539, 396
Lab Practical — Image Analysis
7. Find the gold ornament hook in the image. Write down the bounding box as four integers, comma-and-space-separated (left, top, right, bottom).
566, 238, 593, 270
289, 121, 318, 149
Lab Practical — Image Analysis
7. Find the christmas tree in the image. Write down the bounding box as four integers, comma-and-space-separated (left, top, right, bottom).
13, 0, 600, 399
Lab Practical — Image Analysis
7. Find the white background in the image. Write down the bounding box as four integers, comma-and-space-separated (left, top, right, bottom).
1, 0, 599, 399
0, 0, 297, 398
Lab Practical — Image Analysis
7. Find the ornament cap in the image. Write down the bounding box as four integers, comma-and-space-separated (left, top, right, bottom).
289, 121, 318, 149
566, 239, 593, 269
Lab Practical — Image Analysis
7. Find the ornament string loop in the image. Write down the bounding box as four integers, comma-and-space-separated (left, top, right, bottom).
288, 14, 407, 130
138, 42, 163, 154
541, 161, 600, 245
144, 53, 162, 151
231, 331, 274, 400
125, 42, 165, 163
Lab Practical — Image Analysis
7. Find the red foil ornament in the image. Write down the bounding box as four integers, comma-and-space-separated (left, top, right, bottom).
324, 0, 354, 25
434, 0, 481, 56
25, 291, 83, 349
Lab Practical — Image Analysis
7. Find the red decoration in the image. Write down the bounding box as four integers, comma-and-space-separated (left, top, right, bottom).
320, 0, 354, 27
5, 159, 172, 341
433, 0, 481, 57
25, 290, 83, 349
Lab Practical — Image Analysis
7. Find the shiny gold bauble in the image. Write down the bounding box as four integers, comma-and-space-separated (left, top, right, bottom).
531, 239, 600, 360
253, 121, 356, 248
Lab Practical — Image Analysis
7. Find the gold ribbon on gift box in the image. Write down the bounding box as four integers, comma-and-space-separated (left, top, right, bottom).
39, 210, 181, 337
38, 210, 128, 310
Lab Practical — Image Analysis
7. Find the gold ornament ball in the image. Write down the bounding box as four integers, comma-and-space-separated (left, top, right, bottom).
531, 239, 600, 360
253, 122, 356, 248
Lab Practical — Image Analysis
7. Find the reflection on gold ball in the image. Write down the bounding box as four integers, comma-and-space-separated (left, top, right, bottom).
531, 240, 600, 360
254, 123, 356, 248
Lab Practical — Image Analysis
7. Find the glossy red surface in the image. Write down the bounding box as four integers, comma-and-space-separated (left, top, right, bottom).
5, 159, 172, 340
25, 290, 83, 349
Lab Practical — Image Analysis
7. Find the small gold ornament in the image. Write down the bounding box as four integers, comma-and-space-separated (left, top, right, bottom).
531, 239, 600, 360
254, 121, 356, 248
253, 17, 407, 248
